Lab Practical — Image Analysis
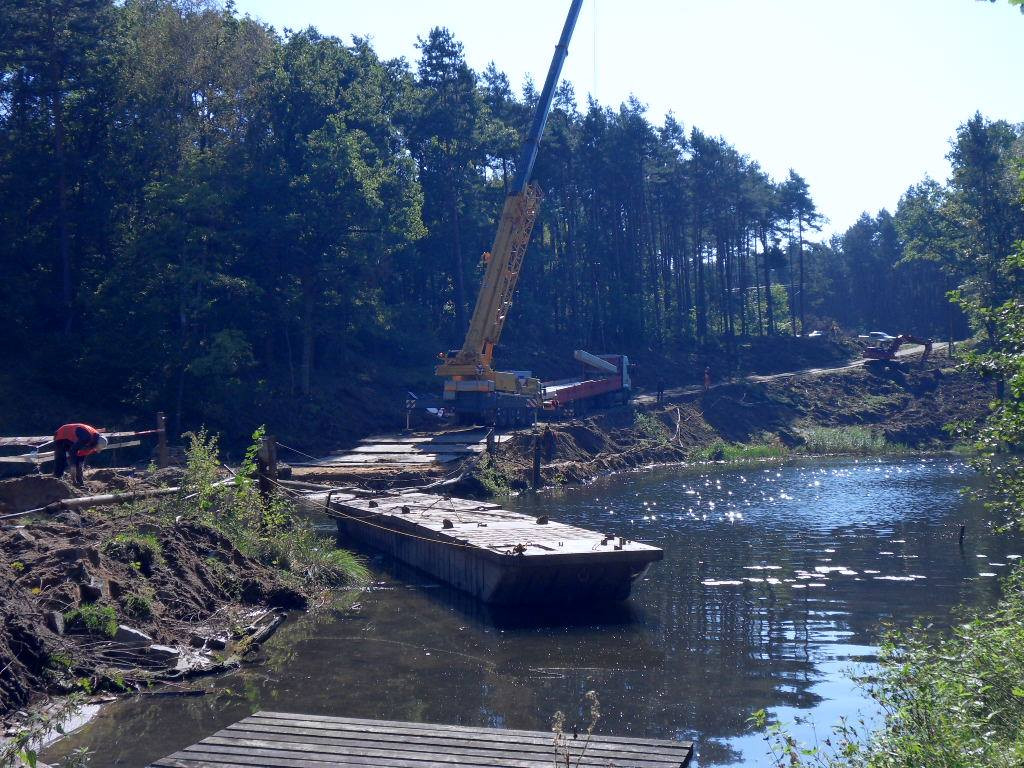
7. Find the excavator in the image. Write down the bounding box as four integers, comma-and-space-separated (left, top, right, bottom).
862, 334, 933, 364
423, 0, 602, 428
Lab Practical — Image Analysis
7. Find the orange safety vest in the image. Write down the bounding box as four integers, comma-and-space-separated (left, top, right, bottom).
54, 423, 101, 456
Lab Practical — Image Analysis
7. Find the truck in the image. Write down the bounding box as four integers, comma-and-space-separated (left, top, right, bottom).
414, 0, 631, 428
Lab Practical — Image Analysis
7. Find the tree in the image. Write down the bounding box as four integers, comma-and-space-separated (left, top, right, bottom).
409, 28, 482, 339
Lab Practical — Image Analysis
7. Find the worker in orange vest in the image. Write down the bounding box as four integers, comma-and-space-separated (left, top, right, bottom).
53, 423, 107, 487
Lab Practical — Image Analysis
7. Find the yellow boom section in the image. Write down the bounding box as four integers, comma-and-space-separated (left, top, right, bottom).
436, 183, 542, 379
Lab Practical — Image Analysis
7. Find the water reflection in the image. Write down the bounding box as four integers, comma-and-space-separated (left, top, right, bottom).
44, 457, 1014, 767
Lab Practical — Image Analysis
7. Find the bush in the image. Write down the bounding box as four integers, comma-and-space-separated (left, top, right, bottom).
177, 427, 369, 590
123, 592, 154, 620
64, 604, 118, 638
634, 411, 671, 444
691, 439, 788, 462
798, 426, 907, 456
102, 532, 164, 574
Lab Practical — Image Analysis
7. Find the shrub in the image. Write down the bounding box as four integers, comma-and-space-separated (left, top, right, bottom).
123, 592, 154, 620
103, 532, 164, 574
798, 426, 907, 456
64, 604, 117, 638
634, 411, 671, 444
691, 439, 788, 462
177, 427, 369, 590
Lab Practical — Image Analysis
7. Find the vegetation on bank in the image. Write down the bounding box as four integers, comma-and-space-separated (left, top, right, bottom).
689, 426, 907, 464
172, 428, 370, 591
797, 427, 907, 456
752, 88, 1024, 763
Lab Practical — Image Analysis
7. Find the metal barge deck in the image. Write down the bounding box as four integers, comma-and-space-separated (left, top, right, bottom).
317, 491, 662, 605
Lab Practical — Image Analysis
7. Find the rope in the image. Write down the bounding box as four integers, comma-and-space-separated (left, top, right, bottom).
273, 440, 322, 463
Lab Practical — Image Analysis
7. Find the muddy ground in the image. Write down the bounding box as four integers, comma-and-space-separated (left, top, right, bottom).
0, 351, 990, 728
460, 358, 990, 493
0, 475, 307, 723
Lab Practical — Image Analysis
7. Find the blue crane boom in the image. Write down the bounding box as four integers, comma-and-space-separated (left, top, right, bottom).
511, 0, 584, 195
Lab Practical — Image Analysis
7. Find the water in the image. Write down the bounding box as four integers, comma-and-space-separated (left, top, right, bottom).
44, 456, 1018, 767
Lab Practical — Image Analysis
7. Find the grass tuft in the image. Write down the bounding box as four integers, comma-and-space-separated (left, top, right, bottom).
798, 426, 907, 455
63, 604, 118, 638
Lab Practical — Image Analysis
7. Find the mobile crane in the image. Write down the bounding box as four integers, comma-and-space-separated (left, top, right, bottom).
420, 0, 633, 428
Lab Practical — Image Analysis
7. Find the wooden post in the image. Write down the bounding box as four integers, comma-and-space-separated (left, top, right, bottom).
156, 412, 169, 468
532, 435, 542, 490
257, 435, 278, 500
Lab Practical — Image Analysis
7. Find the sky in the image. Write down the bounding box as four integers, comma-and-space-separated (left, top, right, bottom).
232, 0, 1023, 237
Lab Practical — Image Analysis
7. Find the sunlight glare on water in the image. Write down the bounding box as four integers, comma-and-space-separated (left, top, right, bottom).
45, 456, 1016, 768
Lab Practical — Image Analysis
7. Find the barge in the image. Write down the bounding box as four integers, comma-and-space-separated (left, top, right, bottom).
319, 491, 662, 605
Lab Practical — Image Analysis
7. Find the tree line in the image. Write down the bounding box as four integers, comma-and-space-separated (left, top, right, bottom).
2, 0, 1020, 436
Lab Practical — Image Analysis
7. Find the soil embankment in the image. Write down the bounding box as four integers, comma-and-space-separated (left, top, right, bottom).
0, 473, 307, 721
461, 357, 989, 494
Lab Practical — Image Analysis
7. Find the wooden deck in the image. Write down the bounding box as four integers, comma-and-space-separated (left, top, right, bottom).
316, 491, 662, 604
149, 711, 693, 768
290, 429, 513, 469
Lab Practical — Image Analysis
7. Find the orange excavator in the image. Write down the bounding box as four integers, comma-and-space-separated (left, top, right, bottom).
862, 334, 933, 363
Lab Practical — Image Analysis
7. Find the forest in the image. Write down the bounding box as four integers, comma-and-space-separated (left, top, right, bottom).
2, 0, 1022, 439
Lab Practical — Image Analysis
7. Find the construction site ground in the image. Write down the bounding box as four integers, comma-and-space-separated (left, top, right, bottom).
283, 342, 983, 493
0, 342, 989, 725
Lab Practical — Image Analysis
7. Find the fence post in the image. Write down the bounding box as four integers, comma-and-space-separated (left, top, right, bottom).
532, 434, 542, 490
156, 412, 169, 468
258, 435, 278, 500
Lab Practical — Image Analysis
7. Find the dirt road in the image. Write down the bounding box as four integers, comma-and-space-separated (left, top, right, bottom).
634, 342, 951, 405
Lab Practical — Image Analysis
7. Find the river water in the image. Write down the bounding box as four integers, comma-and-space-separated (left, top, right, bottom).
45, 456, 1019, 767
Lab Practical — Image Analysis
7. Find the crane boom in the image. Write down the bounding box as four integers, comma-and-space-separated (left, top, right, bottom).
437, 0, 583, 388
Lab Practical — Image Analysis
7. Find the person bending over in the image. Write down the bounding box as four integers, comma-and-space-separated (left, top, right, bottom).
53, 423, 107, 487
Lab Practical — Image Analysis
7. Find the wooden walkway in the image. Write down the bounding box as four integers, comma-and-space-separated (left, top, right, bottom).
290, 429, 512, 469
149, 711, 693, 768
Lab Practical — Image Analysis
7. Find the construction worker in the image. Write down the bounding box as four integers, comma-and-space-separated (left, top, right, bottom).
703, 366, 712, 393
53, 423, 107, 487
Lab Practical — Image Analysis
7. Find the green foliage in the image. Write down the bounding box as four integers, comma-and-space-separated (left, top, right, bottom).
63, 604, 118, 638
691, 439, 788, 462
634, 411, 671, 444
180, 426, 369, 589
798, 426, 907, 456
475, 453, 513, 497
102, 532, 164, 573
123, 591, 154, 620
0, 694, 89, 768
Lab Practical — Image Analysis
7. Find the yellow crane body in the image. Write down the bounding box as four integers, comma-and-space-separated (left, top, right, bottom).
435, 184, 543, 400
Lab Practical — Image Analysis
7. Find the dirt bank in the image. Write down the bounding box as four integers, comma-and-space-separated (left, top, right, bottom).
0, 477, 307, 721
461, 359, 990, 494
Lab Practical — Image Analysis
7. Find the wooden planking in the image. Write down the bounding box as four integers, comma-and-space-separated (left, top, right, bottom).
149, 712, 692, 768
0, 440, 141, 463
227, 715, 687, 758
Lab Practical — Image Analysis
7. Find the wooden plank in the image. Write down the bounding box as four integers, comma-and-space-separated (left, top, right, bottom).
176, 742, 675, 768
150, 712, 691, 768
0, 436, 50, 447
250, 713, 686, 750
205, 734, 684, 767
228, 718, 689, 756
346, 445, 480, 455
0, 440, 141, 463
221, 726, 687, 763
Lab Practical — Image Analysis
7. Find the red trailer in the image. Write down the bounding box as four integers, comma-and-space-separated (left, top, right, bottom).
542, 352, 631, 415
